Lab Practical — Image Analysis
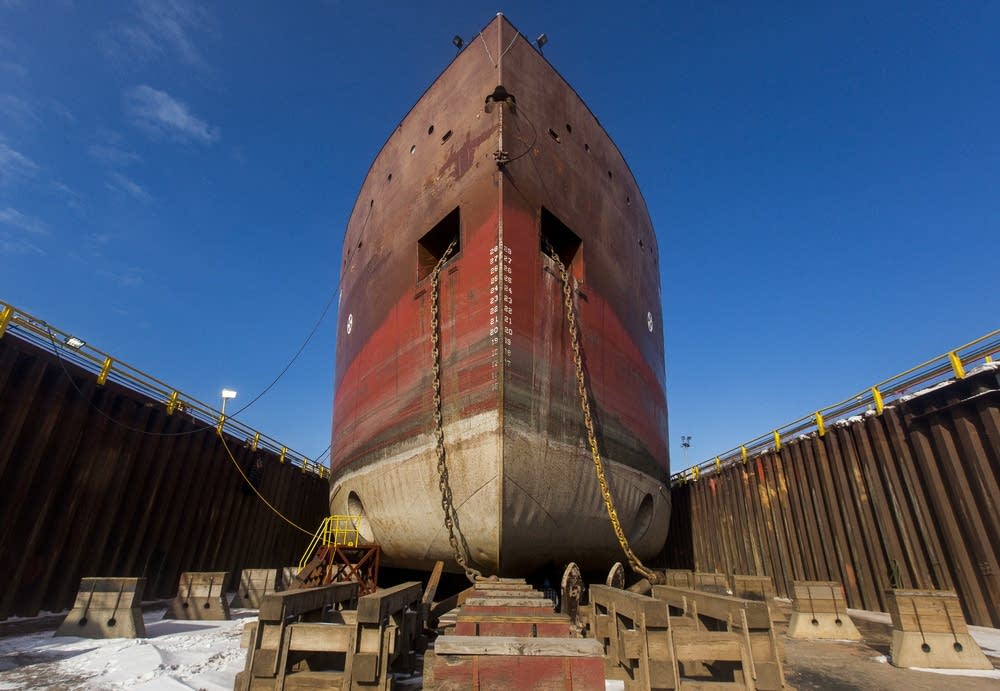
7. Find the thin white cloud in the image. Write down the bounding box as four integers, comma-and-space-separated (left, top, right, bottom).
88, 143, 142, 166
0, 61, 26, 78
0, 234, 43, 255
108, 171, 153, 202
98, 265, 144, 287
0, 94, 39, 128
0, 139, 38, 185
102, 0, 210, 68
0, 206, 47, 234
124, 85, 218, 144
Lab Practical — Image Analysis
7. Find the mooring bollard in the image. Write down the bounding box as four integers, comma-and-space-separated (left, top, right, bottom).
787, 580, 861, 640
887, 589, 992, 669
164, 571, 231, 620
230, 568, 278, 608
55, 577, 146, 639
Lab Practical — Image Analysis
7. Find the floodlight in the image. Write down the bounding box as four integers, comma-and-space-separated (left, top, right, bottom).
221, 389, 238, 399
452, 35, 464, 50
65, 336, 85, 349
535, 33, 548, 50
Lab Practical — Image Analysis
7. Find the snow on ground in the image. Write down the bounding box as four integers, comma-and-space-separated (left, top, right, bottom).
0, 609, 254, 690
2, 606, 998, 689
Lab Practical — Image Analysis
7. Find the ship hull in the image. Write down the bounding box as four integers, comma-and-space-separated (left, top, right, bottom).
331, 15, 670, 575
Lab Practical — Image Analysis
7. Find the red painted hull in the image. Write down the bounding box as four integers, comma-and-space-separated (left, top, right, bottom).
330, 15, 670, 575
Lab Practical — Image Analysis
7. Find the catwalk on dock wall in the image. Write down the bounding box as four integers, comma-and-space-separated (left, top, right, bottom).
0, 334, 329, 621
668, 365, 1000, 628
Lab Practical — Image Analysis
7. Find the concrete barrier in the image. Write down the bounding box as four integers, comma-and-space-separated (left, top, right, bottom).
230, 569, 278, 608
887, 589, 992, 669
55, 577, 146, 639
164, 571, 230, 620
787, 581, 861, 640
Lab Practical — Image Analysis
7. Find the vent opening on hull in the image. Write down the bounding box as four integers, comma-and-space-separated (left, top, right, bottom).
417, 207, 461, 281
540, 207, 582, 279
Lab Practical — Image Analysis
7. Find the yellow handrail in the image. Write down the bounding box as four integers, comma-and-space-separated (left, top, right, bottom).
0, 298, 329, 479
297, 515, 361, 569
674, 328, 1000, 484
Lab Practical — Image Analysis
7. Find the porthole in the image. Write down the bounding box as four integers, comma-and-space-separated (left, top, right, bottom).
565, 123, 573, 133
428, 125, 435, 135
548, 128, 561, 143
409, 145, 416, 155
441, 130, 453, 143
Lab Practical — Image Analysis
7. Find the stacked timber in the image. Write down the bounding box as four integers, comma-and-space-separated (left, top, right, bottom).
428, 578, 605, 690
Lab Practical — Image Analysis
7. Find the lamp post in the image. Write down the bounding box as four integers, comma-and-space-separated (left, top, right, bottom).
681, 435, 692, 467
220, 388, 237, 417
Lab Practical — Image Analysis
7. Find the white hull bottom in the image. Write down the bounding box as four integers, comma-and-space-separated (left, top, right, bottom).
330, 412, 670, 575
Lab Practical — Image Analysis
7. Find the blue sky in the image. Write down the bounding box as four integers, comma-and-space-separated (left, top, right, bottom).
1, 2, 997, 472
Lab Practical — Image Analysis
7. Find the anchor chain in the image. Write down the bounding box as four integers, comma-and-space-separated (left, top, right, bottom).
430, 239, 484, 582
543, 238, 659, 584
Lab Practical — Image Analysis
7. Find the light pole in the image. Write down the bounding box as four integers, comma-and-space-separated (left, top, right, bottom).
681, 435, 692, 467
220, 388, 237, 417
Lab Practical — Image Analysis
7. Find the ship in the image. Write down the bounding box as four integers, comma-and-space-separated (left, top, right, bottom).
329, 14, 670, 576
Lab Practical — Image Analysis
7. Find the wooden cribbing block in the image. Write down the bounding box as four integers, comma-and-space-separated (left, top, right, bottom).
164, 571, 231, 621
886, 589, 992, 669
665, 569, 694, 588
693, 571, 730, 594
589, 584, 679, 689
431, 637, 605, 690
231, 568, 279, 608
453, 612, 573, 637
652, 585, 786, 690
56, 577, 146, 639
236, 582, 359, 691
732, 573, 786, 623
787, 580, 861, 640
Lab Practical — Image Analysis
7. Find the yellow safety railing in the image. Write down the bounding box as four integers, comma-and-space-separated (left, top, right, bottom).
298, 515, 361, 569
0, 298, 329, 479
673, 328, 1000, 485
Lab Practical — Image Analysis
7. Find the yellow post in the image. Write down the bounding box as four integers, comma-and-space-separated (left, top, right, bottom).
0, 305, 12, 339
692, 466, 700, 481
280, 446, 287, 464
815, 411, 826, 437
871, 386, 885, 415
773, 430, 781, 451
740, 445, 748, 463
715, 456, 722, 472
97, 357, 113, 386
166, 391, 179, 415
949, 351, 966, 379
251, 432, 260, 451
987, 355, 994, 364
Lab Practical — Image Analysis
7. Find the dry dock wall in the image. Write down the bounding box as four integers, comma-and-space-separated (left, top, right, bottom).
667, 365, 1000, 628
0, 335, 328, 621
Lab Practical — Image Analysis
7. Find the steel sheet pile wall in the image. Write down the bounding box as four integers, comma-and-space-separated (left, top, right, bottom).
0, 335, 329, 620
668, 365, 1000, 627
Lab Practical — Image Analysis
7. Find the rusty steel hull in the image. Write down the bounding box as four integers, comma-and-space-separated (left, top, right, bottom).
330, 15, 669, 575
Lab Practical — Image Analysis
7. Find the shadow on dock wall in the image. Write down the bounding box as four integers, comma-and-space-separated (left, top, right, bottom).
0, 335, 329, 621
667, 366, 1000, 628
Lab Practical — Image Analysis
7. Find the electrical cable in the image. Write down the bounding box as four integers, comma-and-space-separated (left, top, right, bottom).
216, 428, 315, 536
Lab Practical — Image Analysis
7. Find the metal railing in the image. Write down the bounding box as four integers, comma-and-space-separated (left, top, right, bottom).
672, 328, 1000, 486
0, 299, 329, 479
298, 515, 361, 569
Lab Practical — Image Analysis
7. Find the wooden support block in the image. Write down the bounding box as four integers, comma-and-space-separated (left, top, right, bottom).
56, 577, 146, 639
693, 571, 730, 594
164, 571, 230, 621
731, 574, 787, 625
231, 568, 279, 608
788, 580, 861, 640
665, 569, 694, 589
886, 589, 992, 670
